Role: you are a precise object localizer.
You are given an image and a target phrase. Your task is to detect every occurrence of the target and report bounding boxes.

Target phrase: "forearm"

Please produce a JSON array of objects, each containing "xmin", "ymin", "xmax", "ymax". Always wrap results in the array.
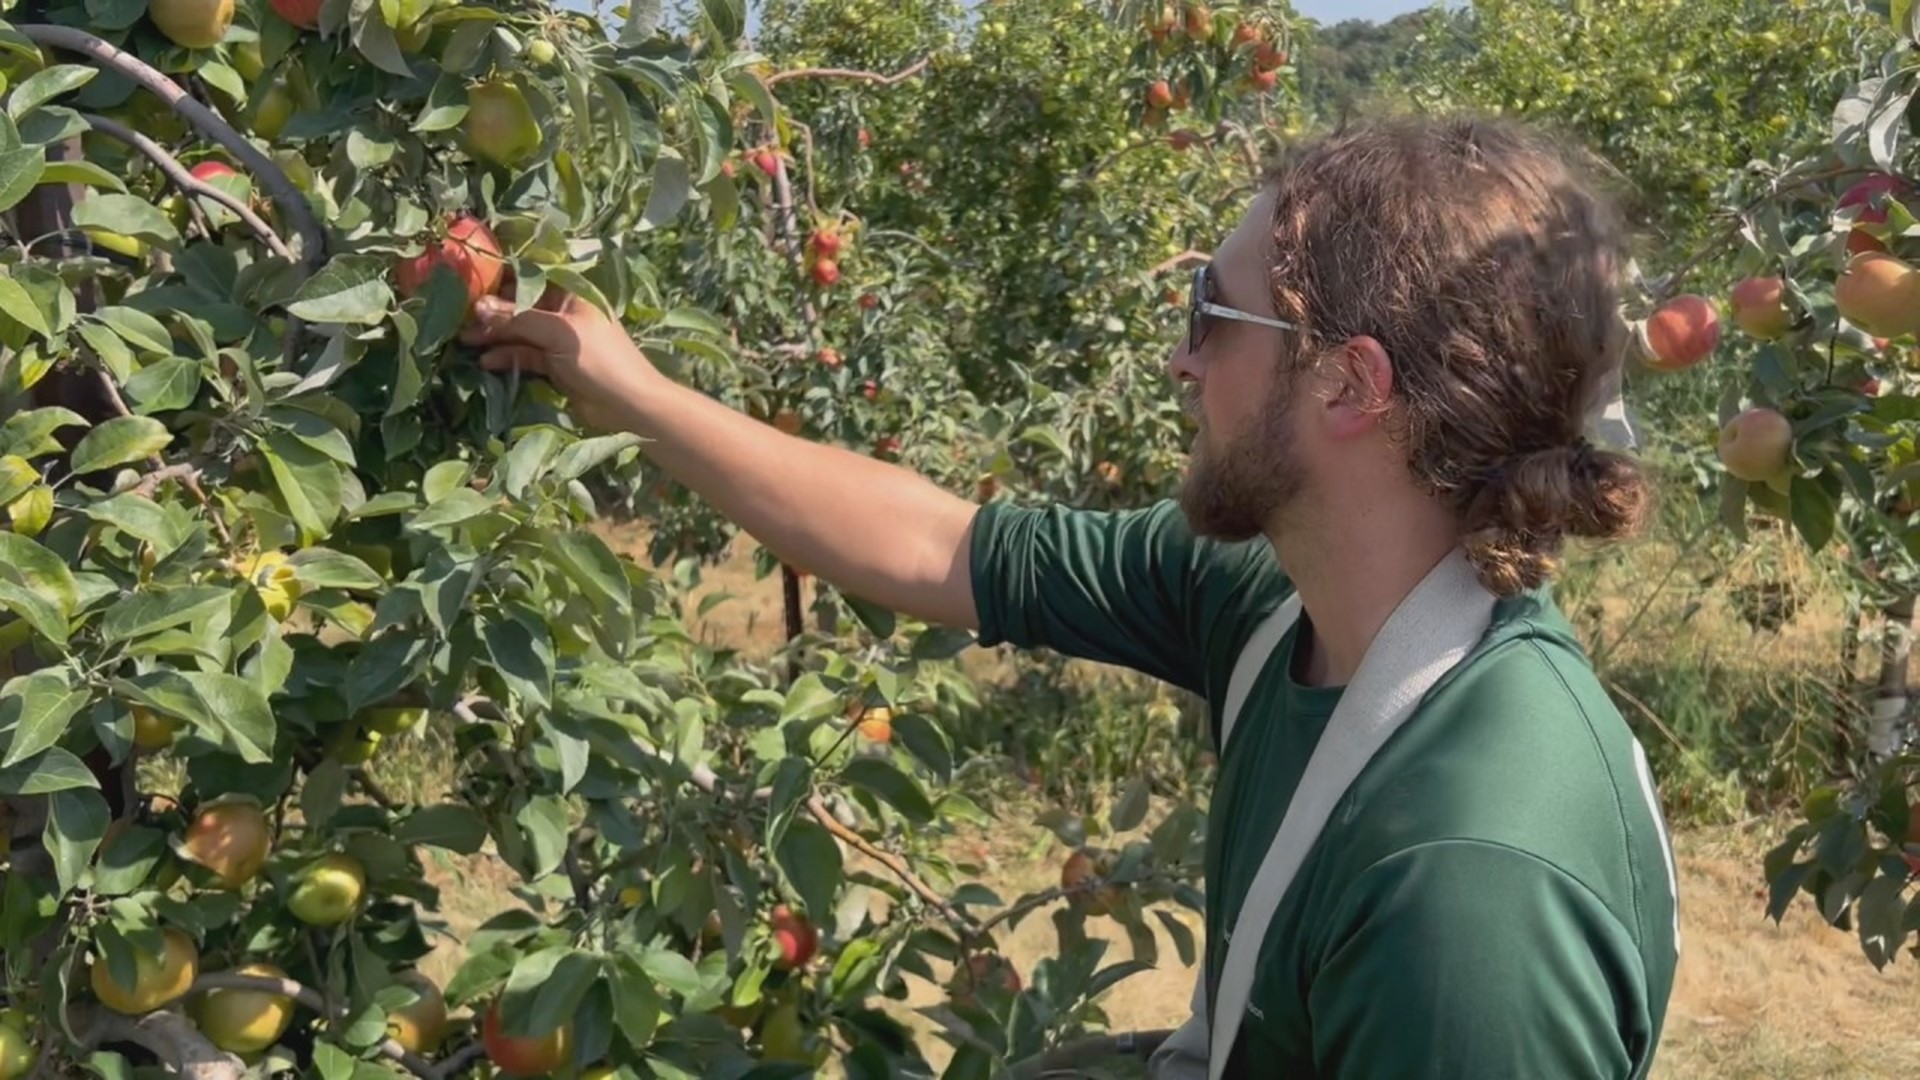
[{"xmin": 607, "ymin": 374, "xmax": 982, "ymax": 631}]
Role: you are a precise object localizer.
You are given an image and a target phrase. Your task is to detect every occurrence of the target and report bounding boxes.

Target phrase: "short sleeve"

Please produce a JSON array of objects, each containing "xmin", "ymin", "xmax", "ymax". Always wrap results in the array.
[{"xmin": 967, "ymin": 499, "xmax": 1281, "ymax": 696}]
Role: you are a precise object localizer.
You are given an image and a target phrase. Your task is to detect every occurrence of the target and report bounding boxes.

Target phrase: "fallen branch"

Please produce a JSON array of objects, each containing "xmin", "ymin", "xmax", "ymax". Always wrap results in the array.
[
  {"xmin": 81, "ymin": 112, "xmax": 294, "ymax": 262},
  {"xmin": 765, "ymin": 56, "xmax": 930, "ymax": 88},
  {"xmin": 16, "ymin": 24, "xmax": 326, "ymax": 272},
  {"xmin": 189, "ymin": 971, "xmax": 437, "ymax": 1078}
]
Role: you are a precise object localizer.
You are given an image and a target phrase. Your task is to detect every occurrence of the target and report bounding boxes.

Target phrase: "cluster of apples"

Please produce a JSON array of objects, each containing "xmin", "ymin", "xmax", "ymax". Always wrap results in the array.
[
  {"xmin": 1630, "ymin": 173, "xmax": 1920, "ymax": 497},
  {"xmin": 805, "ymin": 222, "xmax": 849, "ymax": 289}
]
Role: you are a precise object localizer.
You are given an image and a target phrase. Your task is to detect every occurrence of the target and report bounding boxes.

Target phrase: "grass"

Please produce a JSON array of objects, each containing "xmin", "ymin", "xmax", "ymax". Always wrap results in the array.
[{"xmin": 348, "ymin": 509, "xmax": 1920, "ymax": 1076}]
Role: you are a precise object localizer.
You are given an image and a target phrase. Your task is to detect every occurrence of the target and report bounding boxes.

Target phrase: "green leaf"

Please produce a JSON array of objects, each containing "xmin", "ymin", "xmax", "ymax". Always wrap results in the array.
[
  {"xmin": 288, "ymin": 548, "xmax": 385, "ymax": 591},
  {"xmin": 1856, "ymin": 870, "xmax": 1907, "ymax": 969},
  {"xmin": 94, "ymin": 307, "xmax": 171, "ymax": 355},
  {"xmin": 610, "ymin": 957, "xmax": 662, "ymax": 1050},
  {"xmin": 0, "ymin": 274, "xmax": 50, "ymax": 339},
  {"xmin": 11, "ymin": 65, "xmax": 98, "ymax": 120},
  {"xmin": 516, "ymin": 794, "xmax": 569, "ymax": 878},
  {"xmin": 499, "ymin": 426, "xmax": 564, "ymax": 499},
  {"xmin": 102, "ymin": 586, "xmax": 231, "ymax": 645},
  {"xmin": 93, "ymin": 823, "xmax": 167, "ymax": 896},
  {"xmin": 0, "ymin": 113, "xmax": 43, "ymax": 211},
  {"xmin": 894, "ymin": 713, "xmax": 952, "ymax": 785},
  {"xmin": 0, "ymin": 671, "xmax": 88, "ymax": 769},
  {"xmin": 45, "ymin": 788, "xmax": 109, "ymax": 896},
  {"xmin": 121, "ymin": 358, "xmax": 201, "ymax": 414},
  {"xmin": 263, "ymin": 431, "xmax": 343, "ymax": 544},
  {"xmin": 1789, "ymin": 473, "xmax": 1837, "ymax": 555},
  {"xmin": 702, "ymin": 0, "xmax": 745, "ymax": 39},
  {"xmin": 912, "ymin": 627, "xmax": 976, "ymax": 661},
  {"xmin": 394, "ymin": 804, "xmax": 487, "ymax": 854},
  {"xmin": 641, "ymin": 152, "xmax": 692, "ymax": 229},
  {"xmin": 72, "ymin": 194, "xmax": 179, "ymax": 246},
  {"xmin": 549, "ymin": 433, "xmax": 643, "ymax": 482},
  {"xmin": 345, "ymin": 631, "xmax": 430, "ymax": 713},
  {"xmin": 774, "ymin": 817, "xmax": 841, "ymax": 922},
  {"xmin": 840, "ymin": 758, "xmax": 935, "ymax": 824},
  {"xmin": 180, "ymin": 673, "xmax": 276, "ymax": 764},
  {"xmin": 843, "ymin": 594, "xmax": 896, "ymax": 639},
  {"xmin": 300, "ymin": 758, "xmax": 347, "ymax": 830},
  {"xmin": 0, "ymin": 579, "xmax": 67, "ymax": 647},
  {"xmin": 1110, "ymin": 774, "xmax": 1152, "ymax": 833},
  {"xmin": 0, "ymin": 454, "xmax": 36, "ymax": 506},
  {"xmin": 408, "ymin": 488, "xmax": 493, "ymax": 532},
  {"xmin": 0, "ymin": 746, "xmax": 96, "ymax": 794},
  {"xmin": 85, "ymin": 493, "xmax": 191, "ymax": 552},
  {"xmin": 780, "ymin": 674, "xmax": 839, "ymax": 725},
  {"xmin": 285, "ymin": 255, "xmax": 395, "ymax": 325},
  {"xmin": 0, "ymin": 531, "xmax": 77, "ymax": 613},
  {"xmin": 1, "ymin": 406, "xmax": 84, "ymax": 458},
  {"xmin": 483, "ymin": 605, "xmax": 553, "ymax": 709},
  {"xmin": 39, "ymin": 158, "xmax": 126, "ymax": 193},
  {"xmin": 70, "ymin": 416, "xmax": 170, "ymax": 474},
  {"xmin": 504, "ymin": 949, "xmax": 600, "ymax": 1040},
  {"xmin": 636, "ymin": 947, "xmax": 704, "ymax": 997}
]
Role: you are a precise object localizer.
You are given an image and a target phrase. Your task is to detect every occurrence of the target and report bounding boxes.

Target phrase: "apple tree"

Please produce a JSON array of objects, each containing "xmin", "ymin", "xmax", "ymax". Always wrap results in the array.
[
  {"xmin": 1588, "ymin": 0, "xmax": 1920, "ymax": 969},
  {"xmin": 0, "ymin": 1, "xmax": 1218, "ymax": 1079}
]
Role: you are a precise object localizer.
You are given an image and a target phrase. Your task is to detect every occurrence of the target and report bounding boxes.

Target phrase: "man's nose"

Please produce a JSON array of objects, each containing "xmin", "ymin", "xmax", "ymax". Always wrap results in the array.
[{"xmin": 1168, "ymin": 335, "xmax": 1201, "ymax": 385}]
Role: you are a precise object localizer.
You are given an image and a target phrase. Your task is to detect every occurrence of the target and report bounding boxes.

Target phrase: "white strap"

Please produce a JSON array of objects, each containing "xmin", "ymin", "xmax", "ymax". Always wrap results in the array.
[
  {"xmin": 1146, "ymin": 594, "xmax": 1306, "ymax": 1080},
  {"xmin": 1220, "ymin": 592, "xmax": 1303, "ymax": 753},
  {"xmin": 1206, "ymin": 549, "xmax": 1495, "ymax": 1078}
]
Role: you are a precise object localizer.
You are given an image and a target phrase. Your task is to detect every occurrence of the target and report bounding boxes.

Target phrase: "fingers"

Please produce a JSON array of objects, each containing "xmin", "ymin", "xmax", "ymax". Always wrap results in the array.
[
  {"xmin": 460, "ymin": 293, "xmax": 585, "ymax": 352},
  {"xmin": 478, "ymin": 345, "xmax": 552, "ymax": 377}
]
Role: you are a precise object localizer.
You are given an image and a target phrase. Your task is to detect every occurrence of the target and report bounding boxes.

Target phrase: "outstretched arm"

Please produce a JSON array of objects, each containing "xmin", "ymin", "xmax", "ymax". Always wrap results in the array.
[{"xmin": 462, "ymin": 291, "xmax": 982, "ymax": 630}]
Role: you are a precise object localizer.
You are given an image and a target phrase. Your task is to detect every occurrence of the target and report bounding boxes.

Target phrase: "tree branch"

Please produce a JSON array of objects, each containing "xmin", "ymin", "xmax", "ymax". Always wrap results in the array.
[
  {"xmin": 16, "ymin": 24, "xmax": 326, "ymax": 272},
  {"xmin": 93, "ymin": 371, "xmax": 231, "ymax": 547},
  {"xmin": 765, "ymin": 56, "xmax": 930, "ymax": 88},
  {"xmin": 805, "ymin": 793, "xmax": 973, "ymax": 930},
  {"xmin": 77, "ymin": 1004, "xmax": 242, "ymax": 1080},
  {"xmin": 80, "ymin": 112, "xmax": 294, "ymax": 261},
  {"xmin": 1149, "ymin": 248, "xmax": 1211, "ymax": 275},
  {"xmin": 188, "ymin": 972, "xmax": 437, "ymax": 1078}
]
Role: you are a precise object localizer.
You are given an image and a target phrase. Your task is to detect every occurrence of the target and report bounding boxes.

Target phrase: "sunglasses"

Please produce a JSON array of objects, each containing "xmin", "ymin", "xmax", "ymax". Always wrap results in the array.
[{"xmin": 1185, "ymin": 263, "xmax": 1309, "ymax": 350}]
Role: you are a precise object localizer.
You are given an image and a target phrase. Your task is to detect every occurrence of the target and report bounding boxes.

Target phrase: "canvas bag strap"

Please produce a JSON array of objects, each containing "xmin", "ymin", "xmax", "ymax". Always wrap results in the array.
[
  {"xmin": 1145, "ymin": 592, "xmax": 1305, "ymax": 1080},
  {"xmin": 1205, "ymin": 549, "xmax": 1497, "ymax": 1080}
]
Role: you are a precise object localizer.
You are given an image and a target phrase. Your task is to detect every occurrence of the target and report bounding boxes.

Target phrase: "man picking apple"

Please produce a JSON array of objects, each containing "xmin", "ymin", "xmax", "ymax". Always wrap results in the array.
[{"xmin": 461, "ymin": 117, "xmax": 1679, "ymax": 1079}]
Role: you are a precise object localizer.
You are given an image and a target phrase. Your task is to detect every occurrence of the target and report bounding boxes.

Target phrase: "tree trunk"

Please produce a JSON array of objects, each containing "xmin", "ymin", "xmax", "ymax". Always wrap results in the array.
[{"xmin": 1867, "ymin": 593, "xmax": 1917, "ymax": 759}]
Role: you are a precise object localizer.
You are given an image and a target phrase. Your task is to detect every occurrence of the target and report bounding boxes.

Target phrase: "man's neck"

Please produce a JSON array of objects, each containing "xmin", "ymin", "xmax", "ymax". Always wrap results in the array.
[{"xmin": 1268, "ymin": 501, "xmax": 1461, "ymax": 688}]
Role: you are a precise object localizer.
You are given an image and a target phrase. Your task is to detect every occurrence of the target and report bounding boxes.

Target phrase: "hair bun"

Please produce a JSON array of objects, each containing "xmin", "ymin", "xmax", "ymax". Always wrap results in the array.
[{"xmin": 1461, "ymin": 440, "xmax": 1650, "ymax": 595}]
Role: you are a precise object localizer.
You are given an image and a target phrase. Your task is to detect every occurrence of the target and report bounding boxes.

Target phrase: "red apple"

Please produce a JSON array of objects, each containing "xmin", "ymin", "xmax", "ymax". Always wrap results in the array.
[
  {"xmin": 1642, "ymin": 294, "xmax": 1721, "ymax": 370},
  {"xmin": 770, "ymin": 905, "xmax": 816, "ymax": 970},
  {"xmin": 393, "ymin": 213, "xmax": 506, "ymax": 312},
  {"xmin": 811, "ymin": 259, "xmax": 840, "ymax": 287},
  {"xmin": 1146, "ymin": 80, "xmax": 1174, "ymax": 109},
  {"xmin": 189, "ymin": 160, "xmax": 238, "ymax": 183},
  {"xmin": 1837, "ymin": 173, "xmax": 1910, "ymax": 255}
]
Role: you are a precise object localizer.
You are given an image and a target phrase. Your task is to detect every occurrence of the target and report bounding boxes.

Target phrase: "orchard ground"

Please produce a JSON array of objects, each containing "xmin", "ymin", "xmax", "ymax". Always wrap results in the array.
[{"xmin": 167, "ymin": 514, "xmax": 1904, "ymax": 1080}]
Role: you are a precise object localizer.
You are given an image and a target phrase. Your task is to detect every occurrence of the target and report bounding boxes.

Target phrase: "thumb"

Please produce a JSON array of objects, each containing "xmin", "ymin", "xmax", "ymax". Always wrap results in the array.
[{"xmin": 461, "ymin": 294, "xmax": 579, "ymax": 353}]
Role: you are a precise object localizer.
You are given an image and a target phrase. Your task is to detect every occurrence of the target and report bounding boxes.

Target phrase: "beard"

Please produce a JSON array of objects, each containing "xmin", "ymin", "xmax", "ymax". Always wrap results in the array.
[{"xmin": 1176, "ymin": 379, "xmax": 1305, "ymax": 542}]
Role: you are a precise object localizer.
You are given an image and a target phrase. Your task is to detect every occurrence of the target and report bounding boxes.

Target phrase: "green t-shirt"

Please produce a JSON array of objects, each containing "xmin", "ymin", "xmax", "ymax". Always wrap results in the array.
[{"xmin": 968, "ymin": 499, "xmax": 1679, "ymax": 1079}]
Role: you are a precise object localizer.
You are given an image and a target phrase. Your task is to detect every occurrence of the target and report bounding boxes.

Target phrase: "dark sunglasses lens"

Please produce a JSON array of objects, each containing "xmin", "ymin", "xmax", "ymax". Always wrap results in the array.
[{"xmin": 1188, "ymin": 268, "xmax": 1207, "ymax": 348}]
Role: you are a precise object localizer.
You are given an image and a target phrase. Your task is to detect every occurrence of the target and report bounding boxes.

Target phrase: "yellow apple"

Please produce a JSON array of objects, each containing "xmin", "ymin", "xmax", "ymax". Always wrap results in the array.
[{"xmin": 287, "ymin": 852, "xmax": 366, "ymax": 926}]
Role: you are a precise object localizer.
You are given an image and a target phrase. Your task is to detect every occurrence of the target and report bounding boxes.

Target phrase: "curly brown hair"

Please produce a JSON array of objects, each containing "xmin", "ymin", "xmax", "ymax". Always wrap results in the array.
[{"xmin": 1261, "ymin": 116, "xmax": 1652, "ymax": 596}]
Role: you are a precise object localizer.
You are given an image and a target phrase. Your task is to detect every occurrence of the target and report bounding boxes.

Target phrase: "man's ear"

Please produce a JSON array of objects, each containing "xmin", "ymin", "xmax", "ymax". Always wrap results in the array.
[{"xmin": 1322, "ymin": 335, "xmax": 1394, "ymax": 437}]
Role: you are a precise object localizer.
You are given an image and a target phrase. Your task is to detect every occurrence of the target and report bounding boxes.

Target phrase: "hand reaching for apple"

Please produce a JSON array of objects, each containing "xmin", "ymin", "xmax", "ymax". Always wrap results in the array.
[{"xmin": 460, "ymin": 289, "xmax": 662, "ymax": 434}]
